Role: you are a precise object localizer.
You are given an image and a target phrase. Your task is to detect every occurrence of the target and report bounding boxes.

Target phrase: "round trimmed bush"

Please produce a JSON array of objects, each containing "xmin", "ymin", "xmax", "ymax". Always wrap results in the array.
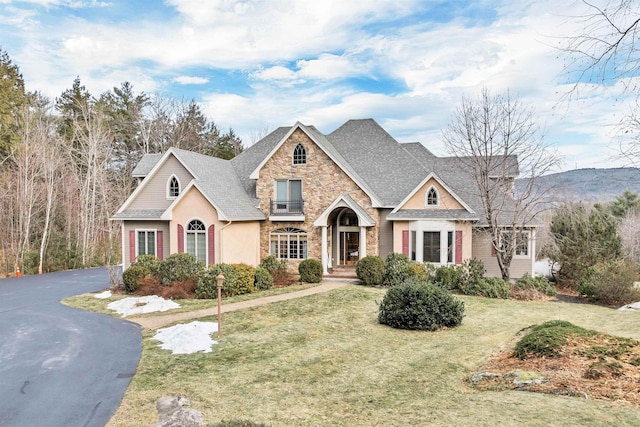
[
  {"xmin": 378, "ymin": 280, "xmax": 465, "ymax": 331},
  {"xmin": 356, "ymin": 255, "xmax": 384, "ymax": 286},
  {"xmin": 231, "ymin": 263, "xmax": 256, "ymax": 295},
  {"xmin": 134, "ymin": 254, "xmax": 160, "ymax": 277},
  {"xmin": 122, "ymin": 265, "xmax": 150, "ymax": 293},
  {"xmin": 383, "ymin": 252, "xmax": 413, "ymax": 287},
  {"xmin": 254, "ymin": 266, "xmax": 273, "ymax": 290},
  {"xmin": 299, "ymin": 258, "xmax": 323, "ymax": 283},
  {"xmin": 197, "ymin": 263, "xmax": 242, "ymax": 298},
  {"xmin": 157, "ymin": 253, "xmax": 204, "ymax": 286},
  {"xmin": 260, "ymin": 255, "xmax": 286, "ymax": 273}
]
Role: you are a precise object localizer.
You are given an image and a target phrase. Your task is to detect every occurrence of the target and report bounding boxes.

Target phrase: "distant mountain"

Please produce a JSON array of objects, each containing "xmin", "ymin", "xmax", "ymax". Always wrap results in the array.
[{"xmin": 516, "ymin": 167, "xmax": 640, "ymax": 202}]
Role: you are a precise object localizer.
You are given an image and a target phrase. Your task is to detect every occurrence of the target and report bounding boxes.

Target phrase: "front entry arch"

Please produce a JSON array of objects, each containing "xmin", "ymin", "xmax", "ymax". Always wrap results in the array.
[{"xmin": 314, "ymin": 194, "xmax": 376, "ymax": 274}]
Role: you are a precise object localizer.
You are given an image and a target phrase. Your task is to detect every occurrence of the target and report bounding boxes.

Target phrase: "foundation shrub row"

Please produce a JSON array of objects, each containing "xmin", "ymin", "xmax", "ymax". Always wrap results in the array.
[{"xmin": 122, "ymin": 253, "xmax": 302, "ymax": 299}]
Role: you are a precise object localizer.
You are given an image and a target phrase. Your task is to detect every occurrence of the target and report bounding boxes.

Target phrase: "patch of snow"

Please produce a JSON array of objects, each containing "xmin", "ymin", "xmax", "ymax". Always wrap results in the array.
[
  {"xmin": 618, "ymin": 301, "xmax": 640, "ymax": 311},
  {"xmin": 153, "ymin": 321, "xmax": 218, "ymax": 354},
  {"xmin": 94, "ymin": 290, "xmax": 112, "ymax": 299},
  {"xmin": 107, "ymin": 296, "xmax": 180, "ymax": 317}
]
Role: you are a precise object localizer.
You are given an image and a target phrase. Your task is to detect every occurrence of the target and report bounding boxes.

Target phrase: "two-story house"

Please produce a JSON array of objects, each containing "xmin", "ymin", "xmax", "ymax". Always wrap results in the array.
[{"xmin": 112, "ymin": 119, "xmax": 537, "ymax": 279}]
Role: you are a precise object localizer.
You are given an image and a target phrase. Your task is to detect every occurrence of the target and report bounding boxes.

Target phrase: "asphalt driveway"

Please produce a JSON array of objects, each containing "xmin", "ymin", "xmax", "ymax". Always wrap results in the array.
[{"xmin": 0, "ymin": 268, "xmax": 141, "ymax": 427}]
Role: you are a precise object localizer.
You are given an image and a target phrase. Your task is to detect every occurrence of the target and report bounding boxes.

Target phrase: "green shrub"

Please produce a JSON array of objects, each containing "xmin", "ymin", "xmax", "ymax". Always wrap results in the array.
[
  {"xmin": 196, "ymin": 264, "xmax": 238, "ymax": 299},
  {"xmin": 260, "ymin": 255, "xmax": 287, "ymax": 274},
  {"xmin": 134, "ymin": 254, "xmax": 160, "ymax": 277},
  {"xmin": 458, "ymin": 276, "xmax": 511, "ymax": 299},
  {"xmin": 299, "ymin": 258, "xmax": 323, "ymax": 283},
  {"xmin": 433, "ymin": 264, "xmax": 464, "ymax": 291},
  {"xmin": 356, "ymin": 255, "xmax": 385, "ymax": 286},
  {"xmin": 383, "ymin": 252, "xmax": 413, "ymax": 287},
  {"xmin": 578, "ymin": 259, "xmax": 640, "ymax": 305},
  {"xmin": 232, "ymin": 263, "xmax": 257, "ymax": 294},
  {"xmin": 122, "ymin": 265, "xmax": 150, "ymax": 293},
  {"xmin": 409, "ymin": 262, "xmax": 430, "ymax": 282},
  {"xmin": 515, "ymin": 321, "xmax": 594, "ymax": 359},
  {"xmin": 514, "ymin": 273, "xmax": 557, "ymax": 296},
  {"xmin": 254, "ymin": 266, "xmax": 273, "ymax": 291},
  {"xmin": 378, "ymin": 279, "xmax": 465, "ymax": 331},
  {"xmin": 461, "ymin": 258, "xmax": 485, "ymax": 285},
  {"xmin": 157, "ymin": 253, "xmax": 204, "ymax": 286}
]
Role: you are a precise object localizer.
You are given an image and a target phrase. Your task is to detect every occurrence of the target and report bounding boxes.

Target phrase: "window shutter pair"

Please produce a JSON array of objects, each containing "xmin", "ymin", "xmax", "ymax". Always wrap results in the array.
[
  {"xmin": 129, "ymin": 230, "xmax": 164, "ymax": 263},
  {"xmin": 176, "ymin": 223, "xmax": 215, "ymax": 264}
]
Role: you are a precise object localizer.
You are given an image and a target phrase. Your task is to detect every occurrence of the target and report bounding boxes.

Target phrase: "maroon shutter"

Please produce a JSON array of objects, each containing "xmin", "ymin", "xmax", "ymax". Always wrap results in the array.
[
  {"xmin": 157, "ymin": 230, "xmax": 163, "ymax": 260},
  {"xmin": 491, "ymin": 241, "xmax": 496, "ymax": 257},
  {"xmin": 402, "ymin": 230, "xmax": 409, "ymax": 256},
  {"xmin": 455, "ymin": 231, "xmax": 463, "ymax": 264},
  {"xmin": 129, "ymin": 230, "xmax": 136, "ymax": 263},
  {"xmin": 208, "ymin": 225, "xmax": 215, "ymax": 265},
  {"xmin": 177, "ymin": 224, "xmax": 184, "ymax": 253}
]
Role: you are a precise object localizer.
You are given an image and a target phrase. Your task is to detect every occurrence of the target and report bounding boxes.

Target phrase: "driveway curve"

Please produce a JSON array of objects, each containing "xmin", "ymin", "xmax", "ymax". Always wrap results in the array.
[{"xmin": 0, "ymin": 268, "xmax": 141, "ymax": 427}]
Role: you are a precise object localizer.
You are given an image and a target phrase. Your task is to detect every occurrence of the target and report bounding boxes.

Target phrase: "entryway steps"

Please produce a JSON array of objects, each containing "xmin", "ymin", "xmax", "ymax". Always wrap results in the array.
[{"xmin": 325, "ymin": 267, "xmax": 358, "ymax": 281}]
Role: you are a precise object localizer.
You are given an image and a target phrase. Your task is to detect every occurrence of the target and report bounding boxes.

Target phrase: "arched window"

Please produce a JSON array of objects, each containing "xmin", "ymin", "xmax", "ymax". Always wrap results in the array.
[
  {"xmin": 168, "ymin": 176, "xmax": 180, "ymax": 198},
  {"xmin": 426, "ymin": 186, "xmax": 439, "ymax": 206},
  {"xmin": 186, "ymin": 219, "xmax": 206, "ymax": 263},
  {"xmin": 293, "ymin": 143, "xmax": 306, "ymax": 165},
  {"xmin": 269, "ymin": 227, "xmax": 307, "ymax": 259}
]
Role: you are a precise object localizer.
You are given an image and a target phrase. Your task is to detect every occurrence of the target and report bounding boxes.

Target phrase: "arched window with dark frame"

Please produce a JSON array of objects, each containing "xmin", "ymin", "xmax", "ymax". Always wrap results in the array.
[
  {"xmin": 293, "ymin": 143, "xmax": 306, "ymax": 165},
  {"xmin": 426, "ymin": 186, "xmax": 438, "ymax": 206},
  {"xmin": 168, "ymin": 176, "xmax": 180, "ymax": 198}
]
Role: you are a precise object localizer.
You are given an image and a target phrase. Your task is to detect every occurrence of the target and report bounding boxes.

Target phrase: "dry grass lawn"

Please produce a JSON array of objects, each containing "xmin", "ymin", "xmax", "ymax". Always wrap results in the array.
[{"xmin": 82, "ymin": 285, "xmax": 640, "ymax": 426}]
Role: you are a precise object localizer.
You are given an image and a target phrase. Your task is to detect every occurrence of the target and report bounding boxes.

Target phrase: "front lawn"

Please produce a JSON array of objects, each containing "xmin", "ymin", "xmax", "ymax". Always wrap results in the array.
[{"xmin": 102, "ymin": 285, "xmax": 640, "ymax": 426}]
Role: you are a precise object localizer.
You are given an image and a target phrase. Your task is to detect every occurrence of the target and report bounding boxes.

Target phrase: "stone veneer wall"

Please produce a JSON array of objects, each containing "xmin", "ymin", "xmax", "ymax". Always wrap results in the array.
[{"xmin": 255, "ymin": 128, "xmax": 380, "ymax": 268}]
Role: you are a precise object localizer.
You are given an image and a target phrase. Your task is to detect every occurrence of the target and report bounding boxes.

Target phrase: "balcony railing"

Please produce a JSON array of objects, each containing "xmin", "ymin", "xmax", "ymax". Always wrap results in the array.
[{"xmin": 270, "ymin": 199, "xmax": 304, "ymax": 216}]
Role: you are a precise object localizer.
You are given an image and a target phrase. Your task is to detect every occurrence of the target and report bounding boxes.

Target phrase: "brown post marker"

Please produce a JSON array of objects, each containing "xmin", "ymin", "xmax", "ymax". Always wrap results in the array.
[{"xmin": 217, "ymin": 273, "xmax": 224, "ymax": 338}]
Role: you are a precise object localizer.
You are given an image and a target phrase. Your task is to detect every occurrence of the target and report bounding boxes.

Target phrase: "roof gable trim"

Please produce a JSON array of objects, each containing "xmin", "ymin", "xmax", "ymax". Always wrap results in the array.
[{"xmin": 391, "ymin": 172, "xmax": 475, "ymax": 214}]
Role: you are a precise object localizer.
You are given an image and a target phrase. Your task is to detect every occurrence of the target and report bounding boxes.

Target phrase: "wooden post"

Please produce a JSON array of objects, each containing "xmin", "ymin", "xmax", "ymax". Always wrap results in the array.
[{"xmin": 217, "ymin": 274, "xmax": 224, "ymax": 338}]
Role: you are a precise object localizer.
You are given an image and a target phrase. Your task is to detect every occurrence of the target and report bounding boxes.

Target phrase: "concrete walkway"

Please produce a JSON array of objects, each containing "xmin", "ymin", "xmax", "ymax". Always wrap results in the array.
[{"xmin": 129, "ymin": 281, "xmax": 352, "ymax": 329}]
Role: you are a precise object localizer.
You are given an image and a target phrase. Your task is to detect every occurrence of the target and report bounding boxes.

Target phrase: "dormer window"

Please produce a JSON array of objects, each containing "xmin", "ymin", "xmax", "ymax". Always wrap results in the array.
[
  {"xmin": 168, "ymin": 176, "xmax": 180, "ymax": 198},
  {"xmin": 293, "ymin": 143, "xmax": 306, "ymax": 165},
  {"xmin": 426, "ymin": 186, "xmax": 438, "ymax": 206}
]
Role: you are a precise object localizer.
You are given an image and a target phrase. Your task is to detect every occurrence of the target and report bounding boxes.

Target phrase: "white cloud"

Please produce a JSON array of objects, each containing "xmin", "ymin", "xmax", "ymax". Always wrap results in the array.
[{"xmin": 173, "ymin": 75, "xmax": 210, "ymax": 85}]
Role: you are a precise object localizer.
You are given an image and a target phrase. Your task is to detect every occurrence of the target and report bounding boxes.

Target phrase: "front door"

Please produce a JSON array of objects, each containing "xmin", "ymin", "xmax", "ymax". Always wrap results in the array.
[{"xmin": 340, "ymin": 231, "xmax": 360, "ymax": 265}]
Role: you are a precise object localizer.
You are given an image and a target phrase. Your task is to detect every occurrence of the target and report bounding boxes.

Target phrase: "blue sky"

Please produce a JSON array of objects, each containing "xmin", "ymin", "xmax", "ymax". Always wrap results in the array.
[{"xmin": 0, "ymin": 0, "xmax": 634, "ymax": 171}]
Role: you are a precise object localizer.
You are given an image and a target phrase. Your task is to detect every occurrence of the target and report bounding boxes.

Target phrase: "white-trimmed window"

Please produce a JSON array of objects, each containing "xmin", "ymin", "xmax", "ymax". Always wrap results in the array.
[
  {"xmin": 186, "ymin": 219, "xmax": 206, "ymax": 263},
  {"xmin": 408, "ymin": 220, "xmax": 456, "ymax": 265},
  {"xmin": 137, "ymin": 230, "xmax": 156, "ymax": 257},
  {"xmin": 514, "ymin": 232, "xmax": 529, "ymax": 257},
  {"xmin": 293, "ymin": 143, "xmax": 306, "ymax": 165},
  {"xmin": 168, "ymin": 175, "xmax": 180, "ymax": 198},
  {"xmin": 270, "ymin": 227, "xmax": 308, "ymax": 259},
  {"xmin": 426, "ymin": 186, "xmax": 439, "ymax": 206},
  {"xmin": 500, "ymin": 231, "xmax": 530, "ymax": 258}
]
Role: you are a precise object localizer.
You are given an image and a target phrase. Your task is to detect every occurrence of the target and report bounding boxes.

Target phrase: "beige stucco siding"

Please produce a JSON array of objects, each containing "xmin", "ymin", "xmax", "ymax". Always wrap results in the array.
[
  {"xmin": 401, "ymin": 178, "xmax": 464, "ymax": 210},
  {"xmin": 255, "ymin": 128, "xmax": 380, "ymax": 265},
  {"xmin": 456, "ymin": 221, "xmax": 473, "ymax": 261},
  {"xmin": 122, "ymin": 221, "xmax": 170, "ymax": 269},
  {"xmin": 167, "ymin": 186, "xmax": 261, "ymax": 266},
  {"xmin": 392, "ymin": 221, "xmax": 409, "ymax": 253},
  {"xmin": 472, "ymin": 230, "xmax": 534, "ymax": 279},
  {"xmin": 129, "ymin": 155, "xmax": 194, "ymax": 210},
  {"xmin": 220, "ymin": 222, "xmax": 261, "ymax": 266}
]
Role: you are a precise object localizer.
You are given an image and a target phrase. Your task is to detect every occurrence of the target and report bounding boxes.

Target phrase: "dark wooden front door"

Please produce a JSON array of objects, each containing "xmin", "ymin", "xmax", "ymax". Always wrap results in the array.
[{"xmin": 340, "ymin": 232, "xmax": 359, "ymax": 265}]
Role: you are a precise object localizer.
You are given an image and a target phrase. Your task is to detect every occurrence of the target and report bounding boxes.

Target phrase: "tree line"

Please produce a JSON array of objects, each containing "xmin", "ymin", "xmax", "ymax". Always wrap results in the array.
[{"xmin": 0, "ymin": 49, "xmax": 245, "ymax": 277}]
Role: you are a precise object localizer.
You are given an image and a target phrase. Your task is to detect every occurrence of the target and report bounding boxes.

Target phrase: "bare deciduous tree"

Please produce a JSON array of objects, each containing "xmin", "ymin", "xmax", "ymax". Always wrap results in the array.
[{"xmin": 443, "ymin": 88, "xmax": 560, "ymax": 280}]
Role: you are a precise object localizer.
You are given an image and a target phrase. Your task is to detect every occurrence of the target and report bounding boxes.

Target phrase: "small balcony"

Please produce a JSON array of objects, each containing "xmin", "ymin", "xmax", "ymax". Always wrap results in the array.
[{"xmin": 269, "ymin": 199, "xmax": 305, "ymax": 221}]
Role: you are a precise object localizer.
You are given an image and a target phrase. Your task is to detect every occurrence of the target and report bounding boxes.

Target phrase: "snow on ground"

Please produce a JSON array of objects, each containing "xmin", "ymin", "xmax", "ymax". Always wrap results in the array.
[
  {"xmin": 94, "ymin": 290, "xmax": 112, "ymax": 299},
  {"xmin": 618, "ymin": 302, "xmax": 640, "ymax": 311},
  {"xmin": 107, "ymin": 295, "xmax": 180, "ymax": 317},
  {"xmin": 153, "ymin": 321, "xmax": 218, "ymax": 354}
]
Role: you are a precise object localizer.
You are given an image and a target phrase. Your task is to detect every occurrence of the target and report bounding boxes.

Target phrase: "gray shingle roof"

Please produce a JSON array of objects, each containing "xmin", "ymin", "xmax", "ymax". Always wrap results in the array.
[
  {"xmin": 132, "ymin": 153, "xmax": 163, "ymax": 177},
  {"xmin": 171, "ymin": 148, "xmax": 265, "ymax": 221},
  {"xmin": 387, "ymin": 209, "xmax": 478, "ymax": 221},
  {"xmin": 111, "ymin": 209, "xmax": 165, "ymax": 220}
]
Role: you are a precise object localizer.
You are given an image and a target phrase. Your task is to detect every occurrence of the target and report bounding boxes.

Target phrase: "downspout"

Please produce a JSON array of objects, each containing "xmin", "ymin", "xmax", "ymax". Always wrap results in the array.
[{"xmin": 219, "ymin": 221, "xmax": 233, "ymax": 264}]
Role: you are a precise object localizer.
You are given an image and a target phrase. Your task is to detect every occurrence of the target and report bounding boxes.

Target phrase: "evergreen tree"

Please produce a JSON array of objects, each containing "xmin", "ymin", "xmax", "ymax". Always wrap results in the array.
[{"xmin": 0, "ymin": 49, "xmax": 28, "ymax": 158}]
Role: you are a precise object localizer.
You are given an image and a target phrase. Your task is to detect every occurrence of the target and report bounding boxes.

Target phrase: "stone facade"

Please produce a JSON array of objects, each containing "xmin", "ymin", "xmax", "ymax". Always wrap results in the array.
[{"xmin": 255, "ymin": 129, "xmax": 380, "ymax": 268}]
